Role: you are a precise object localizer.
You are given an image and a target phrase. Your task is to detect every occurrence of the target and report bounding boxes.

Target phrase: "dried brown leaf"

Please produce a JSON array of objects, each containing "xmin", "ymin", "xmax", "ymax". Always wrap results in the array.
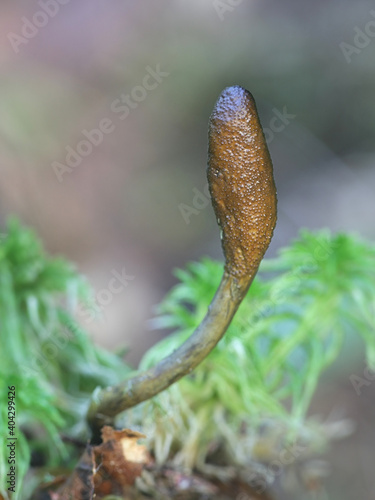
[{"xmin": 93, "ymin": 426, "xmax": 150, "ymax": 497}]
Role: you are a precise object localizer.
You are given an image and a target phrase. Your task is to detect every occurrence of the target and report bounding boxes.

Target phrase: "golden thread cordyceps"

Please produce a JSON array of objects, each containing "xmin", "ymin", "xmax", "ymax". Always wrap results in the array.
[
  {"xmin": 208, "ymin": 85, "xmax": 277, "ymax": 284},
  {"xmin": 87, "ymin": 85, "xmax": 277, "ymax": 441}
]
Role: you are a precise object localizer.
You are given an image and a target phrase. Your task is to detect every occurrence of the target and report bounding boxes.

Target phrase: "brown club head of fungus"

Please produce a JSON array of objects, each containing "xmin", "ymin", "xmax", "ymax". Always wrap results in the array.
[{"xmin": 208, "ymin": 85, "xmax": 277, "ymax": 286}]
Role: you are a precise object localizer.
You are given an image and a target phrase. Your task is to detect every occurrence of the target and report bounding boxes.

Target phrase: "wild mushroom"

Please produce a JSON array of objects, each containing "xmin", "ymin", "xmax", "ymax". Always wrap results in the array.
[{"xmin": 87, "ymin": 85, "xmax": 277, "ymax": 440}]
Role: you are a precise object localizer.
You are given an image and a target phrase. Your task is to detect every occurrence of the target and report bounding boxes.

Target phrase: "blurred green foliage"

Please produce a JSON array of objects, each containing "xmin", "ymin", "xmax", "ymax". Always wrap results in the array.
[
  {"xmin": 0, "ymin": 219, "xmax": 131, "ymax": 499},
  {"xmin": 1, "ymin": 221, "xmax": 375, "ymax": 497},
  {"xmin": 126, "ymin": 230, "xmax": 375, "ymax": 471}
]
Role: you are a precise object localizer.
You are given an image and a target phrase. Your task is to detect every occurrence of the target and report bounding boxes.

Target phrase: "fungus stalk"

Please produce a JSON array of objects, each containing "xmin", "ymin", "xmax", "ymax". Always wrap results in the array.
[{"xmin": 87, "ymin": 85, "xmax": 277, "ymax": 439}]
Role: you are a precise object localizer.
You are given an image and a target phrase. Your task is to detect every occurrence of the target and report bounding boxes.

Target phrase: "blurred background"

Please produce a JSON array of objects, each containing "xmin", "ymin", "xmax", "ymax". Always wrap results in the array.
[{"xmin": 0, "ymin": 1, "xmax": 374, "ymax": 498}]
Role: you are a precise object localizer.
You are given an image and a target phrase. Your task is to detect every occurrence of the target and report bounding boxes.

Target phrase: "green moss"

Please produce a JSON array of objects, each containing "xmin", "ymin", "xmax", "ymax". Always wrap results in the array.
[
  {"xmin": 0, "ymin": 219, "xmax": 131, "ymax": 499},
  {"xmin": 1, "ymin": 220, "xmax": 375, "ymax": 496},
  {"xmin": 124, "ymin": 230, "xmax": 375, "ymax": 470}
]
